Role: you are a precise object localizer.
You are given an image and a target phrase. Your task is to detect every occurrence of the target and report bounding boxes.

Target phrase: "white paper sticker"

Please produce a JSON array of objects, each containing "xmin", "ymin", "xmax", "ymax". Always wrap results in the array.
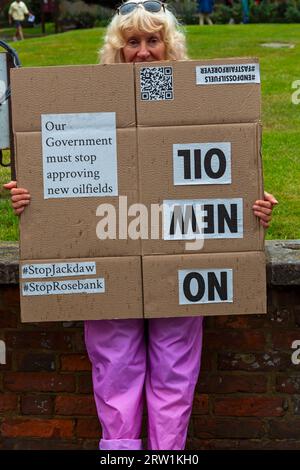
[
  {"xmin": 22, "ymin": 277, "xmax": 105, "ymax": 296},
  {"xmin": 173, "ymin": 142, "xmax": 231, "ymax": 185},
  {"xmin": 42, "ymin": 113, "xmax": 118, "ymax": 199},
  {"xmin": 0, "ymin": 54, "xmax": 10, "ymax": 150},
  {"xmin": 21, "ymin": 261, "xmax": 97, "ymax": 279},
  {"xmin": 163, "ymin": 198, "xmax": 243, "ymax": 240},
  {"xmin": 196, "ymin": 63, "xmax": 260, "ymax": 85},
  {"xmin": 178, "ymin": 269, "xmax": 233, "ymax": 304}
]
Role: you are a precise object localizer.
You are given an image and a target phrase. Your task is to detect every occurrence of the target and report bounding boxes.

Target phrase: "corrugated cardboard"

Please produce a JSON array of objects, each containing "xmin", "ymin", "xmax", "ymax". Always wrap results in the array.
[
  {"xmin": 135, "ymin": 58, "xmax": 261, "ymax": 127},
  {"xmin": 15, "ymin": 129, "xmax": 141, "ymax": 259},
  {"xmin": 138, "ymin": 122, "xmax": 264, "ymax": 254},
  {"xmin": 10, "ymin": 58, "xmax": 266, "ymax": 321},
  {"xmin": 20, "ymin": 256, "xmax": 143, "ymax": 322},
  {"xmin": 142, "ymin": 251, "xmax": 266, "ymax": 318},
  {"xmin": 10, "ymin": 64, "xmax": 136, "ymax": 132}
]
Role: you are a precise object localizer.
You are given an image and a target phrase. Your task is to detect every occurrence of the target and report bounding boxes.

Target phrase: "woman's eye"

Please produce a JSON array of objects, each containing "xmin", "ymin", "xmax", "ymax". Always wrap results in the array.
[{"xmin": 128, "ymin": 39, "xmax": 138, "ymax": 46}]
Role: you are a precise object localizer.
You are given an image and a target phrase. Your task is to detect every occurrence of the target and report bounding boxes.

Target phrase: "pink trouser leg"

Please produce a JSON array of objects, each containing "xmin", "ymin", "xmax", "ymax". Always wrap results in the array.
[
  {"xmin": 146, "ymin": 316, "xmax": 204, "ymax": 450},
  {"xmin": 84, "ymin": 316, "xmax": 203, "ymax": 451},
  {"xmin": 84, "ymin": 319, "xmax": 146, "ymax": 450}
]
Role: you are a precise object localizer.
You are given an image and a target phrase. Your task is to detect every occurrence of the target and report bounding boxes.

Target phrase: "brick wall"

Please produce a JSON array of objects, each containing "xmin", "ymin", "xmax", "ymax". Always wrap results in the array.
[{"xmin": 0, "ymin": 241, "xmax": 299, "ymax": 450}]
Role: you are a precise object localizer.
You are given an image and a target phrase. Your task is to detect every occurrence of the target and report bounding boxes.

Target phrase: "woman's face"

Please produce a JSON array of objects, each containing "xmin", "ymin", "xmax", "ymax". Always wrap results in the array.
[{"xmin": 122, "ymin": 30, "xmax": 166, "ymax": 63}]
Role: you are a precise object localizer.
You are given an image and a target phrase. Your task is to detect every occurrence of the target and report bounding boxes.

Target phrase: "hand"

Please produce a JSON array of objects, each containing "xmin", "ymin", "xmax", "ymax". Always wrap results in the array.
[
  {"xmin": 252, "ymin": 191, "xmax": 278, "ymax": 229},
  {"xmin": 3, "ymin": 181, "xmax": 31, "ymax": 216}
]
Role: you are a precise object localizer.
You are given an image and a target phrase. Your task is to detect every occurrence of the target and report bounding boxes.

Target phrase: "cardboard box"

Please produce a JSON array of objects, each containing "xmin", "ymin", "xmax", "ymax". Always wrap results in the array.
[
  {"xmin": 10, "ymin": 63, "xmax": 136, "ymax": 132},
  {"xmin": 138, "ymin": 122, "xmax": 264, "ymax": 254},
  {"xmin": 135, "ymin": 58, "xmax": 261, "ymax": 127},
  {"xmin": 142, "ymin": 251, "xmax": 266, "ymax": 318},
  {"xmin": 10, "ymin": 59, "xmax": 265, "ymax": 321},
  {"xmin": 15, "ymin": 128, "xmax": 141, "ymax": 259},
  {"xmin": 19, "ymin": 256, "xmax": 143, "ymax": 322}
]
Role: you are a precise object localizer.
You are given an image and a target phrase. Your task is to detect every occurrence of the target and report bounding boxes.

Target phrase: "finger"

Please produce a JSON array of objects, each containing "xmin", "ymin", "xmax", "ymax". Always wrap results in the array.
[
  {"xmin": 12, "ymin": 200, "xmax": 30, "ymax": 209},
  {"xmin": 3, "ymin": 181, "xmax": 17, "ymax": 189},
  {"xmin": 253, "ymin": 200, "xmax": 272, "ymax": 209},
  {"xmin": 11, "ymin": 188, "xmax": 30, "ymax": 196},
  {"xmin": 12, "ymin": 194, "xmax": 31, "ymax": 202},
  {"xmin": 253, "ymin": 205, "xmax": 272, "ymax": 215},
  {"xmin": 260, "ymin": 219, "xmax": 270, "ymax": 229},
  {"xmin": 264, "ymin": 191, "xmax": 278, "ymax": 205},
  {"xmin": 253, "ymin": 210, "xmax": 272, "ymax": 223},
  {"xmin": 14, "ymin": 207, "xmax": 24, "ymax": 216}
]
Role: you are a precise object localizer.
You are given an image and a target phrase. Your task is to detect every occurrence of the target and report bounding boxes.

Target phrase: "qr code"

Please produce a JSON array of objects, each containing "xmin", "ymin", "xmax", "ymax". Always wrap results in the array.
[{"xmin": 140, "ymin": 66, "xmax": 173, "ymax": 101}]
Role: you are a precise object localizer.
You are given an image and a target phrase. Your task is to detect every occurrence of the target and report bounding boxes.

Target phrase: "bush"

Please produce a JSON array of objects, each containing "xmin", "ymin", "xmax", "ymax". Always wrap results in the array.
[
  {"xmin": 168, "ymin": 0, "xmax": 199, "ymax": 25},
  {"xmin": 168, "ymin": 0, "xmax": 300, "ymax": 24},
  {"xmin": 250, "ymin": 1, "xmax": 280, "ymax": 23},
  {"xmin": 58, "ymin": 0, "xmax": 113, "ymax": 30},
  {"xmin": 285, "ymin": 1, "xmax": 300, "ymax": 21}
]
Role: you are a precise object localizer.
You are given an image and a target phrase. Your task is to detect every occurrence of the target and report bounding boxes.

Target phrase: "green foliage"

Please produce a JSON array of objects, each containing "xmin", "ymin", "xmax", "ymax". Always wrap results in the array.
[
  {"xmin": 58, "ymin": 0, "xmax": 113, "ymax": 30},
  {"xmin": 285, "ymin": 1, "xmax": 300, "ymax": 22},
  {"xmin": 168, "ymin": 0, "xmax": 198, "ymax": 25},
  {"xmin": 168, "ymin": 0, "xmax": 300, "ymax": 24}
]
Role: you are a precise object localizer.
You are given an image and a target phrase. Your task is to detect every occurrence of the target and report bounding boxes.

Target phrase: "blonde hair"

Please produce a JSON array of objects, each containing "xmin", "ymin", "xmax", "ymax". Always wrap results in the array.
[{"xmin": 100, "ymin": 1, "xmax": 188, "ymax": 64}]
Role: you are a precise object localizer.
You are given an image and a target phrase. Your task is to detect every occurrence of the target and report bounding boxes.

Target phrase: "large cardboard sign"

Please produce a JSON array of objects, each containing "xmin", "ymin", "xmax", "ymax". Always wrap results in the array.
[{"xmin": 10, "ymin": 59, "xmax": 266, "ymax": 321}]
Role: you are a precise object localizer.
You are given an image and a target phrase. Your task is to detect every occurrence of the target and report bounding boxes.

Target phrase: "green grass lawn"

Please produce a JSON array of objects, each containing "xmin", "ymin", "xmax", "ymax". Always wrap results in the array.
[{"xmin": 0, "ymin": 24, "xmax": 299, "ymax": 240}]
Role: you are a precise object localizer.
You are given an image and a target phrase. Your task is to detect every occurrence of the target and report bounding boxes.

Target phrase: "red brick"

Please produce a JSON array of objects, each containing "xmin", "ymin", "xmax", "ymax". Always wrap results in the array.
[
  {"xmin": 276, "ymin": 375, "xmax": 300, "ymax": 394},
  {"xmin": 61, "ymin": 354, "xmax": 91, "ymax": 371},
  {"xmin": 21, "ymin": 395, "xmax": 54, "ymax": 415},
  {"xmin": 0, "ymin": 350, "xmax": 12, "ymax": 371},
  {"xmin": 73, "ymin": 331, "xmax": 86, "ymax": 352},
  {"xmin": 77, "ymin": 374, "xmax": 93, "ymax": 394},
  {"xmin": 199, "ymin": 350, "xmax": 214, "ymax": 371},
  {"xmin": 295, "ymin": 307, "xmax": 300, "ymax": 328},
  {"xmin": 214, "ymin": 397, "xmax": 286, "ymax": 417},
  {"xmin": 203, "ymin": 316, "xmax": 215, "ymax": 329},
  {"xmin": 192, "ymin": 394, "xmax": 209, "ymax": 415},
  {"xmin": 203, "ymin": 330, "xmax": 265, "ymax": 352},
  {"xmin": 5, "ymin": 331, "xmax": 73, "ymax": 351},
  {"xmin": 1, "ymin": 286, "xmax": 20, "ymax": 310},
  {"xmin": 76, "ymin": 418, "xmax": 101, "ymax": 438},
  {"xmin": 218, "ymin": 351, "xmax": 291, "ymax": 371},
  {"xmin": 268, "ymin": 308, "xmax": 292, "ymax": 328},
  {"xmin": 3, "ymin": 372, "xmax": 75, "ymax": 392},
  {"xmin": 0, "ymin": 394, "xmax": 18, "ymax": 412},
  {"xmin": 269, "ymin": 418, "xmax": 300, "ymax": 439},
  {"xmin": 186, "ymin": 438, "xmax": 300, "ymax": 450},
  {"xmin": 1, "ymin": 438, "xmax": 85, "ymax": 450},
  {"xmin": 0, "ymin": 309, "xmax": 18, "ymax": 328},
  {"xmin": 16, "ymin": 352, "xmax": 56, "ymax": 371},
  {"xmin": 1, "ymin": 418, "xmax": 74, "ymax": 438},
  {"xmin": 197, "ymin": 373, "xmax": 267, "ymax": 393},
  {"xmin": 293, "ymin": 397, "xmax": 300, "ymax": 415},
  {"xmin": 272, "ymin": 331, "xmax": 300, "ymax": 350},
  {"xmin": 55, "ymin": 395, "xmax": 96, "ymax": 416},
  {"xmin": 214, "ymin": 315, "xmax": 266, "ymax": 329},
  {"xmin": 192, "ymin": 417, "xmax": 265, "ymax": 439}
]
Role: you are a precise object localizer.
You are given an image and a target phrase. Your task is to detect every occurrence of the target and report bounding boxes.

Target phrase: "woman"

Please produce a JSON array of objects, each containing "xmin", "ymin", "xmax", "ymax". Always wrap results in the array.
[{"xmin": 4, "ymin": 0, "xmax": 278, "ymax": 450}]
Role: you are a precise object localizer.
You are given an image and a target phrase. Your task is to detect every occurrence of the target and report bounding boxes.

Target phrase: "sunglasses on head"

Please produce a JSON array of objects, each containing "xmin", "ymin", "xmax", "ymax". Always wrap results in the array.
[{"xmin": 117, "ymin": 1, "xmax": 166, "ymax": 16}]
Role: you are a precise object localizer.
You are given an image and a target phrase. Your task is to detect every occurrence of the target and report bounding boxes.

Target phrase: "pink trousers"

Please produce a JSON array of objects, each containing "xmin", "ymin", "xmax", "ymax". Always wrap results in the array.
[{"xmin": 84, "ymin": 316, "xmax": 203, "ymax": 450}]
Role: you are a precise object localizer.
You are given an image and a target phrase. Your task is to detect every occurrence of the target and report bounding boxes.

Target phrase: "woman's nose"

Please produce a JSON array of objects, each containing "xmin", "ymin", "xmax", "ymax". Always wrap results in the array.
[{"xmin": 137, "ymin": 41, "xmax": 151, "ymax": 59}]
